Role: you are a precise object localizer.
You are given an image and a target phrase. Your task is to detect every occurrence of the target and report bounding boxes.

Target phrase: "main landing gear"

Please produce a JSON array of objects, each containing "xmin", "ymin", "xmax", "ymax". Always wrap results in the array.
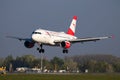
[
  {"xmin": 37, "ymin": 44, "xmax": 45, "ymax": 53},
  {"xmin": 63, "ymin": 49, "xmax": 68, "ymax": 53}
]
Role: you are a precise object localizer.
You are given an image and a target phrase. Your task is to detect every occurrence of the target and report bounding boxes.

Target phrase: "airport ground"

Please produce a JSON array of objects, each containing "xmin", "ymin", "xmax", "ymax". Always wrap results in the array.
[{"xmin": 0, "ymin": 73, "xmax": 120, "ymax": 80}]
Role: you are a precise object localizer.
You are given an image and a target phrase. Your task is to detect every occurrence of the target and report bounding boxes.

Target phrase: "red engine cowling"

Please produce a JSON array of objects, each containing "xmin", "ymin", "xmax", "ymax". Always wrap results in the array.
[
  {"xmin": 24, "ymin": 41, "xmax": 35, "ymax": 48},
  {"xmin": 61, "ymin": 41, "xmax": 71, "ymax": 49}
]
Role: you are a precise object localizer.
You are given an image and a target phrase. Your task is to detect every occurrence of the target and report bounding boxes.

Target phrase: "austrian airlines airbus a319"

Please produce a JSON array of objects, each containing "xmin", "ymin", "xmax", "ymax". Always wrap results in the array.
[{"xmin": 8, "ymin": 16, "xmax": 112, "ymax": 53}]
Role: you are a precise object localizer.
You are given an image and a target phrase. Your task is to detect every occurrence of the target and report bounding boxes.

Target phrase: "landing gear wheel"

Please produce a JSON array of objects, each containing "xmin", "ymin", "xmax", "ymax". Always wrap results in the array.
[
  {"xmin": 37, "ymin": 48, "xmax": 39, "ymax": 51},
  {"xmin": 63, "ymin": 50, "xmax": 65, "ymax": 53},
  {"xmin": 63, "ymin": 49, "xmax": 68, "ymax": 54},
  {"xmin": 39, "ymin": 49, "xmax": 45, "ymax": 53},
  {"xmin": 41, "ymin": 49, "xmax": 45, "ymax": 53},
  {"xmin": 66, "ymin": 50, "xmax": 68, "ymax": 53}
]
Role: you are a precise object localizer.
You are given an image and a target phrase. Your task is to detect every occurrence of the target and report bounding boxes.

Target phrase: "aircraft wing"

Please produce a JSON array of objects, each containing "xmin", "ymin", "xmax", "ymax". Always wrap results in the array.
[
  {"xmin": 69, "ymin": 36, "xmax": 112, "ymax": 43},
  {"xmin": 54, "ymin": 36, "xmax": 112, "ymax": 44},
  {"xmin": 6, "ymin": 36, "xmax": 32, "ymax": 41}
]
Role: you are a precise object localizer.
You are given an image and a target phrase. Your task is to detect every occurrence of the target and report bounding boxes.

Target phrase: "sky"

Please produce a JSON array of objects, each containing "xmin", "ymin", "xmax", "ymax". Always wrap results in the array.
[{"xmin": 0, "ymin": 0, "xmax": 120, "ymax": 59}]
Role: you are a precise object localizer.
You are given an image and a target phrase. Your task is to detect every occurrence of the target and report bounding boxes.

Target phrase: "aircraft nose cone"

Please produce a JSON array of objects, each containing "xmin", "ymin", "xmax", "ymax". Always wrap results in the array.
[{"xmin": 32, "ymin": 34, "xmax": 37, "ymax": 41}]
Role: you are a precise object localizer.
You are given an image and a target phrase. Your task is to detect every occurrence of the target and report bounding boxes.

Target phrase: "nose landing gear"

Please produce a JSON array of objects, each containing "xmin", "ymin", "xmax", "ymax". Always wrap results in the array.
[{"xmin": 37, "ymin": 44, "xmax": 45, "ymax": 53}]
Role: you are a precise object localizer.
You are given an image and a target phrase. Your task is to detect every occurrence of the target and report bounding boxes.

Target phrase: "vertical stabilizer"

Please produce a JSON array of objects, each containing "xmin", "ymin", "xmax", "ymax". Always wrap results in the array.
[{"xmin": 67, "ymin": 16, "xmax": 77, "ymax": 36}]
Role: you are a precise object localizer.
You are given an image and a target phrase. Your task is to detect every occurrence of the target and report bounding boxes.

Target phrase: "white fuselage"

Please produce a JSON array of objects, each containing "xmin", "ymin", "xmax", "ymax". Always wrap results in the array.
[{"xmin": 32, "ymin": 29, "xmax": 77, "ymax": 45}]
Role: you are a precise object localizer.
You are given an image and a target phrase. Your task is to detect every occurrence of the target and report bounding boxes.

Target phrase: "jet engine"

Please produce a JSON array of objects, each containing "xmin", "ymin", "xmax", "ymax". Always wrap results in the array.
[
  {"xmin": 24, "ymin": 41, "xmax": 35, "ymax": 48},
  {"xmin": 61, "ymin": 41, "xmax": 71, "ymax": 49}
]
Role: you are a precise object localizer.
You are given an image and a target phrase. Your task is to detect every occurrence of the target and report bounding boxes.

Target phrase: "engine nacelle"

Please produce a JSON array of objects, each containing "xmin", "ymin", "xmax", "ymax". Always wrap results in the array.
[
  {"xmin": 61, "ymin": 41, "xmax": 71, "ymax": 49},
  {"xmin": 24, "ymin": 41, "xmax": 35, "ymax": 48}
]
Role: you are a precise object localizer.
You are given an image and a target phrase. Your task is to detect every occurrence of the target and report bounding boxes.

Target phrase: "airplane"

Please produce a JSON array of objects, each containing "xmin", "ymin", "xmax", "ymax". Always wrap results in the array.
[{"xmin": 7, "ymin": 16, "xmax": 112, "ymax": 53}]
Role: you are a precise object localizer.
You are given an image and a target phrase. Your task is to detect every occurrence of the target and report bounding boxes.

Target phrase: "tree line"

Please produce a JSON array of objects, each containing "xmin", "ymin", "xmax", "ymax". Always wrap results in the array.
[{"xmin": 0, "ymin": 54, "xmax": 120, "ymax": 73}]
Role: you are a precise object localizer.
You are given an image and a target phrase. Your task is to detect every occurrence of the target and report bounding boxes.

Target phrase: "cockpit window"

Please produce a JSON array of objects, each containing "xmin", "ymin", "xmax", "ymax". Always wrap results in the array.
[{"xmin": 32, "ymin": 32, "xmax": 41, "ymax": 34}]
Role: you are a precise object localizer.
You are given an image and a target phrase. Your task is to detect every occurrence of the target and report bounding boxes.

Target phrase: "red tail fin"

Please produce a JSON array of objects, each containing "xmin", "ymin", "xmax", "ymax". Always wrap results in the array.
[{"xmin": 67, "ymin": 16, "xmax": 77, "ymax": 36}]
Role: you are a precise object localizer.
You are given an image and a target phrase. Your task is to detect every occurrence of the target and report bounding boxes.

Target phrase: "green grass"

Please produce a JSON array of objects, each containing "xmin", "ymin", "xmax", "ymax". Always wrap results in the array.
[{"xmin": 0, "ymin": 73, "xmax": 120, "ymax": 80}]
